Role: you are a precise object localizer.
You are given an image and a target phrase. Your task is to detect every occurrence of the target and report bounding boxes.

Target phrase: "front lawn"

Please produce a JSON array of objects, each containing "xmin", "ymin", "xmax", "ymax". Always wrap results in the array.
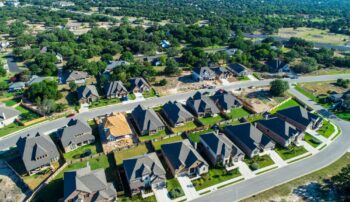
[
  {"xmin": 317, "ymin": 120, "xmax": 335, "ymax": 138},
  {"xmin": 128, "ymin": 93, "xmax": 136, "ymax": 100},
  {"xmin": 304, "ymin": 133, "xmax": 322, "ymax": 148},
  {"xmin": 143, "ymin": 88, "xmax": 157, "ymax": 98},
  {"xmin": 187, "ymin": 129, "xmax": 214, "ymax": 143},
  {"xmin": 152, "ymin": 135, "xmax": 184, "ymax": 151},
  {"xmin": 294, "ymin": 85, "xmax": 319, "ymax": 102},
  {"xmin": 243, "ymin": 155, "xmax": 275, "ymax": 171},
  {"xmin": 0, "ymin": 122, "xmax": 26, "ymax": 137},
  {"xmin": 63, "ymin": 143, "xmax": 98, "ymax": 161},
  {"xmin": 246, "ymin": 113, "xmax": 264, "ymax": 123},
  {"xmin": 167, "ymin": 178, "xmax": 185, "ymax": 199},
  {"xmin": 199, "ymin": 115, "xmax": 224, "ymax": 126},
  {"xmin": 227, "ymin": 107, "xmax": 250, "ymax": 119},
  {"xmin": 335, "ymin": 112, "xmax": 350, "ymax": 121},
  {"xmin": 114, "ymin": 144, "xmax": 149, "ymax": 165},
  {"xmin": 138, "ymin": 130, "xmax": 167, "ymax": 142},
  {"xmin": 171, "ymin": 121, "xmax": 197, "ymax": 133},
  {"xmin": 16, "ymin": 105, "xmax": 41, "ymax": 122},
  {"xmin": 89, "ymin": 98, "xmax": 121, "ymax": 108},
  {"xmin": 237, "ymin": 76, "xmax": 250, "ymax": 81},
  {"xmin": 275, "ymin": 145, "xmax": 308, "ymax": 160},
  {"xmin": 192, "ymin": 168, "xmax": 241, "ymax": 190},
  {"xmin": 3, "ymin": 99, "xmax": 19, "ymax": 106},
  {"xmin": 270, "ymin": 99, "xmax": 301, "ymax": 113}
]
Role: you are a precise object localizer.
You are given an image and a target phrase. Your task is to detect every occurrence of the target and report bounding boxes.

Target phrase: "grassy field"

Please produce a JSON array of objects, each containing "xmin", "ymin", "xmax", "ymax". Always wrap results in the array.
[
  {"xmin": 275, "ymin": 145, "xmax": 308, "ymax": 160},
  {"xmin": 63, "ymin": 143, "xmax": 98, "ymax": 161},
  {"xmin": 244, "ymin": 155, "xmax": 275, "ymax": 171},
  {"xmin": 152, "ymin": 135, "xmax": 184, "ymax": 151},
  {"xmin": 114, "ymin": 144, "xmax": 149, "ymax": 165},
  {"xmin": 317, "ymin": 120, "xmax": 335, "ymax": 138},
  {"xmin": 270, "ymin": 99, "xmax": 300, "ymax": 113},
  {"xmin": 305, "ymin": 67, "xmax": 350, "ymax": 76},
  {"xmin": 187, "ymin": 129, "xmax": 214, "ymax": 143},
  {"xmin": 171, "ymin": 121, "xmax": 197, "ymax": 133},
  {"xmin": 138, "ymin": 130, "xmax": 167, "ymax": 142},
  {"xmin": 227, "ymin": 107, "xmax": 250, "ymax": 119},
  {"xmin": 243, "ymin": 153, "xmax": 350, "ymax": 202},
  {"xmin": 199, "ymin": 115, "xmax": 224, "ymax": 126},
  {"xmin": 304, "ymin": 133, "xmax": 322, "ymax": 148},
  {"xmin": 192, "ymin": 168, "xmax": 241, "ymax": 190}
]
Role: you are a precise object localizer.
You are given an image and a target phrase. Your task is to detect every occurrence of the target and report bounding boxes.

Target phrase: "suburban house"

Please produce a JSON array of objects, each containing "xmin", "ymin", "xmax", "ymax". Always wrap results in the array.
[
  {"xmin": 276, "ymin": 106, "xmax": 322, "ymax": 131},
  {"xmin": 16, "ymin": 133, "xmax": 60, "ymax": 175},
  {"xmin": 200, "ymin": 132, "xmax": 245, "ymax": 167},
  {"xmin": 65, "ymin": 70, "xmax": 89, "ymax": 84},
  {"xmin": 0, "ymin": 106, "xmax": 20, "ymax": 128},
  {"xmin": 266, "ymin": 60, "xmax": 290, "ymax": 73},
  {"xmin": 186, "ymin": 92, "xmax": 220, "ymax": 117},
  {"xmin": 131, "ymin": 105, "xmax": 165, "ymax": 135},
  {"xmin": 256, "ymin": 117, "xmax": 302, "ymax": 147},
  {"xmin": 211, "ymin": 67, "xmax": 232, "ymax": 79},
  {"xmin": 228, "ymin": 63, "xmax": 249, "ymax": 76},
  {"xmin": 96, "ymin": 112, "xmax": 134, "ymax": 148},
  {"xmin": 161, "ymin": 139, "xmax": 209, "ymax": 177},
  {"xmin": 104, "ymin": 80, "xmax": 128, "ymax": 99},
  {"xmin": 123, "ymin": 152, "xmax": 166, "ymax": 195},
  {"xmin": 129, "ymin": 77, "xmax": 151, "ymax": 93},
  {"xmin": 192, "ymin": 67, "xmax": 216, "ymax": 81},
  {"xmin": 8, "ymin": 82, "xmax": 25, "ymax": 92},
  {"xmin": 224, "ymin": 123, "xmax": 275, "ymax": 158},
  {"xmin": 63, "ymin": 163, "xmax": 117, "ymax": 202},
  {"xmin": 0, "ymin": 41, "xmax": 10, "ymax": 51},
  {"xmin": 160, "ymin": 40, "xmax": 171, "ymax": 48},
  {"xmin": 26, "ymin": 75, "xmax": 49, "ymax": 86},
  {"xmin": 329, "ymin": 90, "xmax": 350, "ymax": 111},
  {"xmin": 211, "ymin": 90, "xmax": 242, "ymax": 113},
  {"xmin": 57, "ymin": 119, "xmax": 94, "ymax": 153},
  {"xmin": 77, "ymin": 85, "xmax": 99, "ymax": 104},
  {"xmin": 162, "ymin": 101, "xmax": 194, "ymax": 127},
  {"xmin": 104, "ymin": 60, "xmax": 129, "ymax": 74}
]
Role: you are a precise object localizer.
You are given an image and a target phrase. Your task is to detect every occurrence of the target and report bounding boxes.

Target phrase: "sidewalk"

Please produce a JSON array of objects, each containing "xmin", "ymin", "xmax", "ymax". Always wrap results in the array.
[
  {"xmin": 306, "ymin": 129, "xmax": 331, "ymax": 145},
  {"xmin": 267, "ymin": 150, "xmax": 287, "ymax": 167},
  {"xmin": 153, "ymin": 187, "xmax": 171, "ymax": 202},
  {"xmin": 236, "ymin": 161, "xmax": 255, "ymax": 179},
  {"xmin": 299, "ymin": 141, "xmax": 318, "ymax": 155},
  {"xmin": 177, "ymin": 175, "xmax": 199, "ymax": 200}
]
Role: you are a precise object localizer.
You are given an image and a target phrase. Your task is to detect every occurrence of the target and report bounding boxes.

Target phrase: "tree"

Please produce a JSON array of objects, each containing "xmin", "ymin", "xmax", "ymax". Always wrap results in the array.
[
  {"xmin": 291, "ymin": 57, "xmax": 318, "ymax": 73},
  {"xmin": 101, "ymin": 53, "xmax": 113, "ymax": 62},
  {"xmin": 0, "ymin": 81, "xmax": 8, "ymax": 92},
  {"xmin": 158, "ymin": 79, "xmax": 167, "ymax": 86},
  {"xmin": 120, "ymin": 51, "xmax": 134, "ymax": 62},
  {"xmin": 25, "ymin": 80, "xmax": 61, "ymax": 102},
  {"xmin": 270, "ymin": 79, "xmax": 289, "ymax": 96},
  {"xmin": 164, "ymin": 58, "xmax": 181, "ymax": 76},
  {"xmin": 331, "ymin": 164, "xmax": 350, "ymax": 200},
  {"xmin": 336, "ymin": 79, "xmax": 349, "ymax": 88},
  {"xmin": 69, "ymin": 82, "xmax": 77, "ymax": 92},
  {"xmin": 0, "ymin": 65, "xmax": 6, "ymax": 77}
]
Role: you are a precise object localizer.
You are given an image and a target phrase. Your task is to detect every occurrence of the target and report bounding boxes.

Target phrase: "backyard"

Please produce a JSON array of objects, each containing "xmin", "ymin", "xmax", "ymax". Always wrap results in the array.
[
  {"xmin": 192, "ymin": 168, "xmax": 241, "ymax": 190},
  {"xmin": 270, "ymin": 99, "xmax": 301, "ymax": 113},
  {"xmin": 16, "ymin": 105, "xmax": 41, "ymax": 122},
  {"xmin": 243, "ymin": 155, "xmax": 275, "ymax": 171},
  {"xmin": 226, "ymin": 107, "xmax": 250, "ymax": 119},
  {"xmin": 275, "ymin": 145, "xmax": 308, "ymax": 160},
  {"xmin": 171, "ymin": 121, "xmax": 197, "ymax": 133},
  {"xmin": 199, "ymin": 115, "xmax": 224, "ymax": 126},
  {"xmin": 187, "ymin": 129, "xmax": 214, "ymax": 143},
  {"xmin": 113, "ymin": 144, "xmax": 149, "ymax": 165},
  {"xmin": 138, "ymin": 130, "xmax": 167, "ymax": 142},
  {"xmin": 152, "ymin": 135, "xmax": 184, "ymax": 151},
  {"xmin": 63, "ymin": 143, "xmax": 99, "ymax": 161}
]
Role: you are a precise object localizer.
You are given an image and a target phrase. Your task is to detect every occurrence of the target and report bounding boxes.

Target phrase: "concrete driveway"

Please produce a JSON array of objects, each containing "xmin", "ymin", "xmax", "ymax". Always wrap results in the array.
[
  {"xmin": 5, "ymin": 54, "xmax": 22, "ymax": 73},
  {"xmin": 177, "ymin": 175, "xmax": 198, "ymax": 200},
  {"xmin": 153, "ymin": 187, "xmax": 171, "ymax": 202}
]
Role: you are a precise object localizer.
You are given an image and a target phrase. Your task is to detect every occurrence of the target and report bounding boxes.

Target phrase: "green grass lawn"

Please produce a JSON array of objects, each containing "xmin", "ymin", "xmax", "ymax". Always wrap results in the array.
[
  {"xmin": 138, "ymin": 130, "xmax": 167, "ymax": 142},
  {"xmin": 167, "ymin": 178, "xmax": 185, "ymax": 199},
  {"xmin": 0, "ymin": 122, "xmax": 26, "ymax": 137},
  {"xmin": 152, "ymin": 135, "xmax": 184, "ymax": 151},
  {"xmin": 317, "ymin": 120, "xmax": 335, "ymax": 138},
  {"xmin": 304, "ymin": 133, "xmax": 322, "ymax": 148},
  {"xmin": 89, "ymin": 98, "xmax": 121, "ymax": 108},
  {"xmin": 187, "ymin": 129, "xmax": 214, "ymax": 143},
  {"xmin": 270, "ymin": 99, "xmax": 301, "ymax": 113},
  {"xmin": 192, "ymin": 168, "xmax": 241, "ymax": 190},
  {"xmin": 63, "ymin": 143, "xmax": 98, "ymax": 161},
  {"xmin": 246, "ymin": 113, "xmax": 264, "ymax": 123},
  {"xmin": 114, "ymin": 144, "xmax": 149, "ymax": 165},
  {"xmin": 237, "ymin": 76, "xmax": 250, "ymax": 81},
  {"xmin": 227, "ymin": 107, "xmax": 250, "ymax": 119},
  {"xmin": 172, "ymin": 121, "xmax": 197, "ymax": 133},
  {"xmin": 128, "ymin": 93, "xmax": 136, "ymax": 100},
  {"xmin": 275, "ymin": 145, "xmax": 308, "ymax": 160},
  {"xmin": 118, "ymin": 195, "xmax": 157, "ymax": 202},
  {"xmin": 3, "ymin": 99, "xmax": 19, "ymax": 106},
  {"xmin": 199, "ymin": 115, "xmax": 224, "ymax": 126},
  {"xmin": 16, "ymin": 105, "xmax": 41, "ymax": 122},
  {"xmin": 243, "ymin": 155, "xmax": 275, "ymax": 170},
  {"xmin": 143, "ymin": 88, "xmax": 157, "ymax": 98},
  {"xmin": 335, "ymin": 111, "xmax": 350, "ymax": 121},
  {"xmin": 33, "ymin": 155, "xmax": 110, "ymax": 202},
  {"xmin": 294, "ymin": 85, "xmax": 319, "ymax": 102}
]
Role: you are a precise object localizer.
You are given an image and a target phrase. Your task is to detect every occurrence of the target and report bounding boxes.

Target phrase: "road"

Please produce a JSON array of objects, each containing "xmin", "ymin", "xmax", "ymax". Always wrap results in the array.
[
  {"xmin": 0, "ymin": 74, "xmax": 349, "ymax": 151},
  {"xmin": 192, "ymin": 87, "xmax": 350, "ymax": 202},
  {"xmin": 5, "ymin": 54, "xmax": 22, "ymax": 73}
]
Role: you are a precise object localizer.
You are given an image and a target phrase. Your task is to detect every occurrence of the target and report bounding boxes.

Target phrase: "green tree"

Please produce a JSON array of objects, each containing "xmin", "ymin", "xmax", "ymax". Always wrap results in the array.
[
  {"xmin": 25, "ymin": 80, "xmax": 61, "ymax": 102},
  {"xmin": 164, "ymin": 58, "xmax": 181, "ymax": 76},
  {"xmin": 331, "ymin": 164, "xmax": 350, "ymax": 200},
  {"xmin": 69, "ymin": 82, "xmax": 77, "ymax": 92},
  {"xmin": 270, "ymin": 79, "xmax": 289, "ymax": 96},
  {"xmin": 120, "ymin": 51, "xmax": 134, "ymax": 62},
  {"xmin": 0, "ymin": 65, "xmax": 6, "ymax": 77}
]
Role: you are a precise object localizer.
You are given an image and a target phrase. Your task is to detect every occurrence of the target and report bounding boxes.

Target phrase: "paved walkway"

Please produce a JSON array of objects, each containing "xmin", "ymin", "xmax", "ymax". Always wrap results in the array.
[
  {"xmin": 236, "ymin": 161, "xmax": 255, "ymax": 179},
  {"xmin": 247, "ymin": 74, "xmax": 258, "ymax": 81},
  {"xmin": 268, "ymin": 151, "xmax": 287, "ymax": 167},
  {"xmin": 300, "ymin": 141, "xmax": 318, "ymax": 155},
  {"xmin": 153, "ymin": 187, "xmax": 171, "ymax": 202},
  {"xmin": 177, "ymin": 175, "xmax": 199, "ymax": 200},
  {"xmin": 306, "ymin": 129, "xmax": 331, "ymax": 144}
]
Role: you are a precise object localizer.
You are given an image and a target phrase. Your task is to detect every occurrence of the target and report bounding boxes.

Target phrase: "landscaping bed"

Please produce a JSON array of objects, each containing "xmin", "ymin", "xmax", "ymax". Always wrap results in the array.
[
  {"xmin": 275, "ymin": 145, "xmax": 308, "ymax": 160},
  {"xmin": 192, "ymin": 168, "xmax": 241, "ymax": 190},
  {"xmin": 243, "ymin": 155, "xmax": 275, "ymax": 171}
]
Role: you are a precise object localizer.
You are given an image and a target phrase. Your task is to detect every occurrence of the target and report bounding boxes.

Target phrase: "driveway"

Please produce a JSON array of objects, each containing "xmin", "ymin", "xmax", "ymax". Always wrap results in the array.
[
  {"xmin": 247, "ymin": 74, "xmax": 258, "ymax": 81},
  {"xmin": 134, "ymin": 92, "xmax": 145, "ymax": 101},
  {"xmin": 153, "ymin": 187, "xmax": 171, "ymax": 202},
  {"xmin": 220, "ymin": 79, "xmax": 230, "ymax": 86},
  {"xmin": 268, "ymin": 150, "xmax": 287, "ymax": 167},
  {"xmin": 177, "ymin": 175, "xmax": 198, "ymax": 200},
  {"xmin": 236, "ymin": 161, "xmax": 255, "ymax": 179},
  {"xmin": 5, "ymin": 54, "xmax": 22, "ymax": 73}
]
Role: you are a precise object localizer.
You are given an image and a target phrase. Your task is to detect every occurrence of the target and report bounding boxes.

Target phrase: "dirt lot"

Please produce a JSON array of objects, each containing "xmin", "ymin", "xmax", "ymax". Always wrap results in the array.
[{"xmin": 298, "ymin": 80, "xmax": 348, "ymax": 95}]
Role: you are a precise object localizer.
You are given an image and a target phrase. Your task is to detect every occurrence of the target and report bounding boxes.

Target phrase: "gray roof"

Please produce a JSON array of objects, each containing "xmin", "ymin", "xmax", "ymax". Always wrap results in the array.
[
  {"xmin": 123, "ymin": 152, "xmax": 166, "ymax": 182},
  {"xmin": 26, "ymin": 75, "xmax": 49, "ymax": 86},
  {"xmin": 276, "ymin": 106, "xmax": 319, "ymax": 129},
  {"xmin": 193, "ymin": 67, "xmax": 216, "ymax": 77},
  {"xmin": 0, "ymin": 106, "xmax": 20, "ymax": 122},
  {"xmin": 266, "ymin": 60, "xmax": 288, "ymax": 72},
  {"xmin": 9, "ymin": 82, "xmax": 25, "ymax": 89},
  {"xmin": 257, "ymin": 117, "xmax": 300, "ymax": 141},
  {"xmin": 104, "ymin": 60, "xmax": 129, "ymax": 73},
  {"xmin": 211, "ymin": 67, "xmax": 229, "ymax": 76},
  {"xmin": 66, "ymin": 71, "xmax": 89, "ymax": 82},
  {"xmin": 187, "ymin": 92, "xmax": 220, "ymax": 115},
  {"xmin": 58, "ymin": 119, "xmax": 94, "ymax": 148},
  {"xmin": 77, "ymin": 85, "xmax": 99, "ymax": 100},
  {"xmin": 162, "ymin": 101, "xmax": 194, "ymax": 125},
  {"xmin": 16, "ymin": 133, "xmax": 60, "ymax": 172},
  {"xmin": 131, "ymin": 105, "xmax": 164, "ymax": 132},
  {"xmin": 228, "ymin": 63, "xmax": 247, "ymax": 74},
  {"xmin": 64, "ymin": 163, "xmax": 117, "ymax": 201},
  {"xmin": 129, "ymin": 77, "xmax": 150, "ymax": 91},
  {"xmin": 161, "ymin": 139, "xmax": 208, "ymax": 170},
  {"xmin": 212, "ymin": 90, "xmax": 242, "ymax": 110},
  {"xmin": 104, "ymin": 81, "xmax": 128, "ymax": 97},
  {"xmin": 200, "ymin": 132, "xmax": 243, "ymax": 159}
]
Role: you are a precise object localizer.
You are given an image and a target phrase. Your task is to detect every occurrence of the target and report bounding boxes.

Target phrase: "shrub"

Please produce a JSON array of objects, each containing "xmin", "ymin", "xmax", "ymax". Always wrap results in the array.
[{"xmin": 250, "ymin": 163, "xmax": 260, "ymax": 171}]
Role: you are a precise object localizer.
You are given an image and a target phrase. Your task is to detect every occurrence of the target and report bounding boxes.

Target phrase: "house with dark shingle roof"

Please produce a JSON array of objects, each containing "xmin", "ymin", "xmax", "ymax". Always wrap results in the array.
[
  {"xmin": 211, "ymin": 67, "xmax": 232, "ymax": 79},
  {"xmin": 161, "ymin": 139, "xmax": 208, "ymax": 177},
  {"xmin": 186, "ymin": 92, "xmax": 220, "ymax": 117},
  {"xmin": 0, "ymin": 106, "xmax": 20, "ymax": 128},
  {"xmin": 8, "ymin": 82, "xmax": 25, "ymax": 92},
  {"xmin": 129, "ymin": 77, "xmax": 150, "ymax": 94},
  {"xmin": 64, "ymin": 163, "xmax": 117, "ymax": 202},
  {"xmin": 228, "ymin": 63, "xmax": 249, "ymax": 76},
  {"xmin": 104, "ymin": 80, "xmax": 128, "ymax": 99},
  {"xmin": 131, "ymin": 105, "xmax": 165, "ymax": 135},
  {"xmin": 256, "ymin": 117, "xmax": 302, "ymax": 147},
  {"xmin": 16, "ymin": 133, "xmax": 60, "ymax": 175},
  {"xmin": 192, "ymin": 67, "xmax": 216, "ymax": 81},
  {"xmin": 162, "ymin": 101, "xmax": 194, "ymax": 127},
  {"xmin": 276, "ymin": 106, "xmax": 322, "ymax": 131},
  {"xmin": 266, "ymin": 60, "xmax": 290, "ymax": 73},
  {"xmin": 104, "ymin": 60, "xmax": 129, "ymax": 74},
  {"xmin": 123, "ymin": 152, "xmax": 166, "ymax": 195},
  {"xmin": 77, "ymin": 85, "xmax": 99, "ymax": 104},
  {"xmin": 57, "ymin": 119, "xmax": 94, "ymax": 153},
  {"xmin": 200, "ymin": 132, "xmax": 244, "ymax": 167},
  {"xmin": 65, "ymin": 70, "xmax": 89, "ymax": 84},
  {"xmin": 224, "ymin": 123, "xmax": 275, "ymax": 158},
  {"xmin": 211, "ymin": 90, "xmax": 242, "ymax": 113}
]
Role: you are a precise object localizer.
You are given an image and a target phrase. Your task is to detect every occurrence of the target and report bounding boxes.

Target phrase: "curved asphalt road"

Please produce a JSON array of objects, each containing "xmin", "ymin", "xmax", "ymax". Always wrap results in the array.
[
  {"xmin": 0, "ymin": 74, "xmax": 349, "ymax": 152},
  {"xmin": 192, "ymin": 87, "xmax": 350, "ymax": 202}
]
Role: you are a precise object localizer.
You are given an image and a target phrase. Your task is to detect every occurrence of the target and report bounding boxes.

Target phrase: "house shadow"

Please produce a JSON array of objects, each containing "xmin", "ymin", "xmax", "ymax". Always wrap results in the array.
[
  {"xmin": 292, "ymin": 182, "xmax": 335, "ymax": 202},
  {"xmin": 178, "ymin": 75, "xmax": 196, "ymax": 84}
]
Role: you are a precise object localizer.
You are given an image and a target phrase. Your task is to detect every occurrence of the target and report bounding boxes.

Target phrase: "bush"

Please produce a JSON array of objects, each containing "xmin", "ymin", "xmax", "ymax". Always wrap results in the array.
[
  {"xmin": 311, "ymin": 137, "xmax": 322, "ymax": 144},
  {"xmin": 250, "ymin": 163, "xmax": 260, "ymax": 171}
]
